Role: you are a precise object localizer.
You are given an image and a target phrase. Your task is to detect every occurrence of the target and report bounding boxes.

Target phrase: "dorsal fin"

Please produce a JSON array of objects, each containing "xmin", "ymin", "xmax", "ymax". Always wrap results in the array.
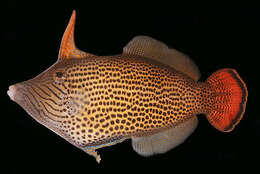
[
  {"xmin": 123, "ymin": 36, "xmax": 200, "ymax": 81},
  {"xmin": 58, "ymin": 10, "xmax": 94, "ymax": 60}
]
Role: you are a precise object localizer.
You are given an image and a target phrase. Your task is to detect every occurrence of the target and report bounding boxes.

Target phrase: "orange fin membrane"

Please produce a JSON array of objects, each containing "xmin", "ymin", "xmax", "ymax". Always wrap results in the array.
[
  {"xmin": 58, "ymin": 10, "xmax": 94, "ymax": 60},
  {"xmin": 206, "ymin": 69, "xmax": 248, "ymax": 132}
]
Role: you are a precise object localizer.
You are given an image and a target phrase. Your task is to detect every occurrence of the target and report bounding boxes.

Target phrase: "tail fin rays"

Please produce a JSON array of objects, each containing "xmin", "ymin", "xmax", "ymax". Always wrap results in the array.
[{"xmin": 206, "ymin": 69, "xmax": 248, "ymax": 132}]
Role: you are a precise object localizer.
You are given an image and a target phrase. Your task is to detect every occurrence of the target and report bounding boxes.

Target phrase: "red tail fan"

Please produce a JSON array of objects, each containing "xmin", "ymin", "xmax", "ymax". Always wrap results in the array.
[{"xmin": 206, "ymin": 69, "xmax": 248, "ymax": 132}]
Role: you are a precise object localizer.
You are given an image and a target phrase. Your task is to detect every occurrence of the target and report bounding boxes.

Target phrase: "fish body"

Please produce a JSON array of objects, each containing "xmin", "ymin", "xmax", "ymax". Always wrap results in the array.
[{"xmin": 8, "ymin": 11, "xmax": 248, "ymax": 163}]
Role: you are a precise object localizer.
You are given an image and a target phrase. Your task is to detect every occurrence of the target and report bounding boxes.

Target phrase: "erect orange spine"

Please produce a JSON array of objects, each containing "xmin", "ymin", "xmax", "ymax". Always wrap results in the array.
[{"xmin": 205, "ymin": 68, "xmax": 248, "ymax": 132}]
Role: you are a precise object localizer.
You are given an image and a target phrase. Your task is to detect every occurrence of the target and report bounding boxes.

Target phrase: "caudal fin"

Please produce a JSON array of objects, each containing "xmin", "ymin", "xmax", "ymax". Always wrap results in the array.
[{"xmin": 206, "ymin": 69, "xmax": 248, "ymax": 132}]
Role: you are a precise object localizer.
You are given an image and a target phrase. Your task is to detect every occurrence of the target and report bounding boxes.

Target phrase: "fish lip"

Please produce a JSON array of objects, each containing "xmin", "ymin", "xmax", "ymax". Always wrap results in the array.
[
  {"xmin": 7, "ymin": 83, "xmax": 47, "ymax": 124},
  {"xmin": 8, "ymin": 84, "xmax": 63, "ymax": 133},
  {"xmin": 7, "ymin": 85, "xmax": 19, "ymax": 101},
  {"xmin": 8, "ymin": 82, "xmax": 80, "ymax": 148},
  {"xmin": 8, "ymin": 83, "xmax": 24, "ymax": 100},
  {"xmin": 7, "ymin": 83, "xmax": 26, "ymax": 101}
]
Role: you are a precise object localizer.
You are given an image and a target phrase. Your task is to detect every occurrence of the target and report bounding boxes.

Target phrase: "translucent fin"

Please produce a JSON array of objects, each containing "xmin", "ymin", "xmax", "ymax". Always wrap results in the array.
[
  {"xmin": 123, "ymin": 36, "xmax": 200, "ymax": 80},
  {"xmin": 131, "ymin": 116, "xmax": 198, "ymax": 156},
  {"xmin": 58, "ymin": 10, "xmax": 94, "ymax": 60}
]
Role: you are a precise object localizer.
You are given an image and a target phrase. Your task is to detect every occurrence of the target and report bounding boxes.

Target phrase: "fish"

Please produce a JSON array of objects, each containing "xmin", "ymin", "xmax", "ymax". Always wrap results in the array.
[{"xmin": 7, "ymin": 10, "xmax": 248, "ymax": 163}]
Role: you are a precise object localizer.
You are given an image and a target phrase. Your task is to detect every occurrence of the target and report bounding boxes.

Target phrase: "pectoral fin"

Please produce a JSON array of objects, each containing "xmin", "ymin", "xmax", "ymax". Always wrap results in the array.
[{"xmin": 131, "ymin": 116, "xmax": 198, "ymax": 156}]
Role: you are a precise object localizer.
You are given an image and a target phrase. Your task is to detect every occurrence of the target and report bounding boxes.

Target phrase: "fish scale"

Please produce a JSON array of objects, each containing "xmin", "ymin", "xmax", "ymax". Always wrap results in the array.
[
  {"xmin": 57, "ymin": 56, "xmax": 208, "ymax": 147},
  {"xmin": 7, "ymin": 11, "xmax": 247, "ymax": 163}
]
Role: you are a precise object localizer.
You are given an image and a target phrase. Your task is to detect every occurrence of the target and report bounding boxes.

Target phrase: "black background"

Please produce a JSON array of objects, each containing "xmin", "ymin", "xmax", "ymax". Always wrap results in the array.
[{"xmin": 2, "ymin": 1, "xmax": 259, "ymax": 173}]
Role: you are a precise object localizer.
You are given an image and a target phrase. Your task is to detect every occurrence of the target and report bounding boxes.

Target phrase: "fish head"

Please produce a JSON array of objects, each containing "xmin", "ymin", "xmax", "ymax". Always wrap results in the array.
[
  {"xmin": 7, "ymin": 59, "xmax": 92, "ymax": 146},
  {"xmin": 8, "ymin": 60, "xmax": 71, "ymax": 126},
  {"xmin": 7, "ymin": 10, "xmax": 99, "ymax": 147}
]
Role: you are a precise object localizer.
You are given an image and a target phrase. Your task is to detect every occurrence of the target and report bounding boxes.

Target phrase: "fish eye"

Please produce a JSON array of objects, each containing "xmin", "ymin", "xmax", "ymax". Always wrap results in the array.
[
  {"xmin": 56, "ymin": 71, "xmax": 64, "ymax": 78},
  {"xmin": 53, "ymin": 70, "xmax": 66, "ymax": 84}
]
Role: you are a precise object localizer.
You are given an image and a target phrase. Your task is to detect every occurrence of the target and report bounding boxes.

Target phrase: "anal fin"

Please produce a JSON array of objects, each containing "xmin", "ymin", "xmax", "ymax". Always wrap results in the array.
[{"xmin": 131, "ymin": 116, "xmax": 198, "ymax": 156}]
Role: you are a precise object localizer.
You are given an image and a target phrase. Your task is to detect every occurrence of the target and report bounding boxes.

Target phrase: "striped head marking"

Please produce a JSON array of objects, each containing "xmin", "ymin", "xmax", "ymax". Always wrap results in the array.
[
  {"xmin": 7, "ymin": 60, "xmax": 87, "ymax": 144},
  {"xmin": 7, "ymin": 10, "xmax": 95, "ymax": 147},
  {"xmin": 7, "ymin": 10, "xmax": 248, "ymax": 163}
]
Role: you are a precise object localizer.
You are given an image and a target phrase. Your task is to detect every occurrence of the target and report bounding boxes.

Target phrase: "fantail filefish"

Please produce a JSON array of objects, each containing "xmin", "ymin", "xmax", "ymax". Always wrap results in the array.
[{"xmin": 8, "ymin": 11, "xmax": 248, "ymax": 163}]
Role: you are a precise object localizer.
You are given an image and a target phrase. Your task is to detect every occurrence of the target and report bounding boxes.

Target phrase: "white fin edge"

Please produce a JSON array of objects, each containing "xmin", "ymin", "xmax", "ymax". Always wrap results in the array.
[
  {"xmin": 123, "ymin": 36, "xmax": 200, "ymax": 81},
  {"xmin": 131, "ymin": 116, "xmax": 198, "ymax": 156}
]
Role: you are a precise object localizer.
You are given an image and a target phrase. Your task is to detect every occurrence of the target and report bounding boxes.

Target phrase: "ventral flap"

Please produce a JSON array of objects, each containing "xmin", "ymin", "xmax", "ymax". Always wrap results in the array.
[{"xmin": 58, "ymin": 10, "xmax": 94, "ymax": 60}]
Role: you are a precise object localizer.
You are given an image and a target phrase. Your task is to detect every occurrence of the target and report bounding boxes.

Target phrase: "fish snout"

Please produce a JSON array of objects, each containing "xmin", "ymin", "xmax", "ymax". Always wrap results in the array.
[
  {"xmin": 7, "ymin": 85, "xmax": 18, "ymax": 101},
  {"xmin": 7, "ymin": 83, "xmax": 40, "ymax": 119},
  {"xmin": 7, "ymin": 83, "xmax": 26, "ymax": 103}
]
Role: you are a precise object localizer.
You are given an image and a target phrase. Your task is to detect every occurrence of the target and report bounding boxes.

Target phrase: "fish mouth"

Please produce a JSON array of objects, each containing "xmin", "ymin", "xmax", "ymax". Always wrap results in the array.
[
  {"xmin": 7, "ymin": 85, "xmax": 16, "ymax": 101},
  {"xmin": 7, "ymin": 83, "xmax": 81, "ymax": 148},
  {"xmin": 7, "ymin": 83, "xmax": 48, "ymax": 125}
]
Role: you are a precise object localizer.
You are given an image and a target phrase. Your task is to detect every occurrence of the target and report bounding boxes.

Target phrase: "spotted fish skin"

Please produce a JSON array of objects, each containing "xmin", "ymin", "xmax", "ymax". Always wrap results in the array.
[
  {"xmin": 8, "ymin": 54, "xmax": 210, "ymax": 154},
  {"xmin": 50, "ymin": 55, "xmax": 210, "ymax": 147},
  {"xmin": 8, "ymin": 11, "xmax": 247, "ymax": 163}
]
